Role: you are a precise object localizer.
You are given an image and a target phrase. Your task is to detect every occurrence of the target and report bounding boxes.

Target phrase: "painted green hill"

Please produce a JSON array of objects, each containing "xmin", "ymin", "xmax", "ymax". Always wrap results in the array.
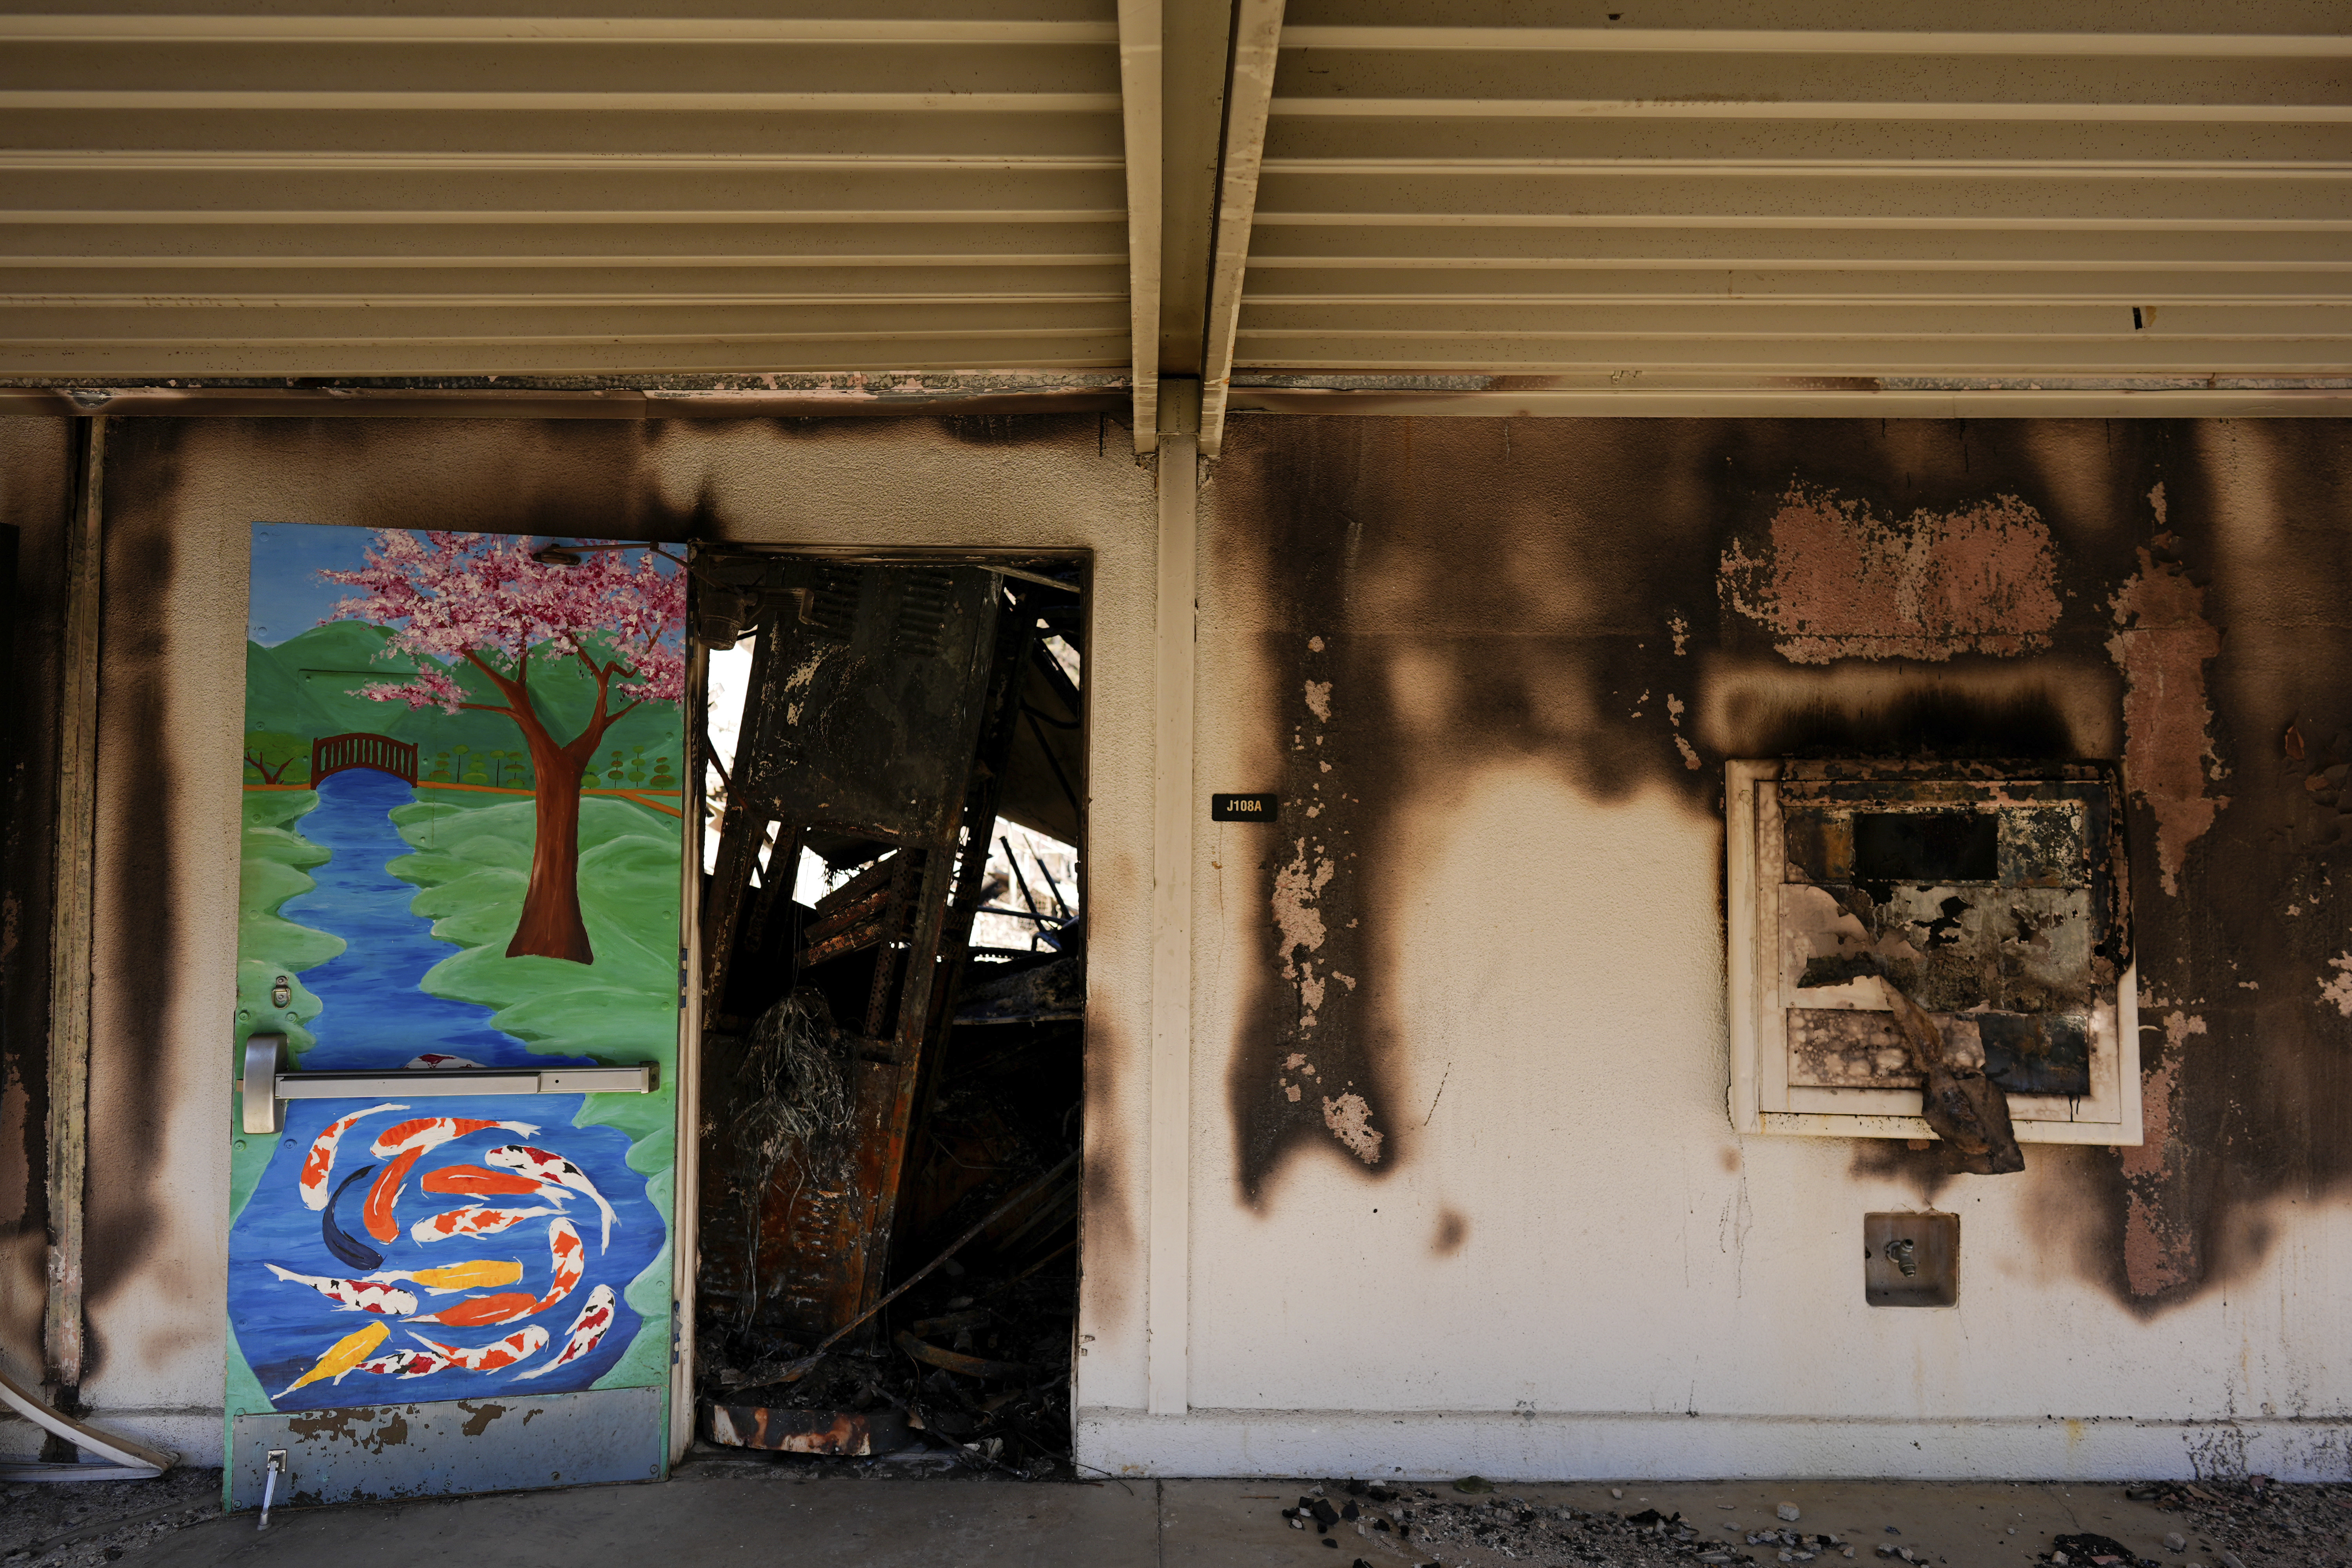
[{"xmin": 246, "ymin": 625, "xmax": 684, "ymax": 789}]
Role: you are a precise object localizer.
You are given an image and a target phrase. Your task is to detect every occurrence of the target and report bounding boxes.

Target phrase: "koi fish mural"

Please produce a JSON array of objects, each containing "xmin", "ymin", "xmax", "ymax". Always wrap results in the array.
[
  {"xmin": 514, "ymin": 1285, "xmax": 616, "ymax": 1381},
  {"xmin": 405, "ymin": 1324, "xmax": 549, "ymax": 1373},
  {"xmin": 421, "ymin": 1164, "xmax": 565, "ymax": 1204},
  {"xmin": 278, "ymin": 1321, "xmax": 390, "ymax": 1399},
  {"xmin": 363, "ymin": 1258, "xmax": 524, "ymax": 1295},
  {"xmin": 370, "ymin": 1116, "xmax": 539, "ymax": 1160},
  {"xmin": 410, "ymin": 1203, "xmax": 565, "ymax": 1244},
  {"xmin": 262, "ymin": 1263, "xmax": 419, "ymax": 1317},
  {"xmin": 231, "ymin": 522, "xmax": 683, "ymax": 1432},
  {"xmin": 298, "ymin": 1102, "xmax": 406, "ymax": 1211},
  {"xmin": 321, "ymin": 1163, "xmax": 383, "ymax": 1273},
  {"xmin": 487, "ymin": 1145, "xmax": 617, "ymax": 1249},
  {"xmin": 362, "ymin": 1145, "xmax": 427, "ymax": 1243}
]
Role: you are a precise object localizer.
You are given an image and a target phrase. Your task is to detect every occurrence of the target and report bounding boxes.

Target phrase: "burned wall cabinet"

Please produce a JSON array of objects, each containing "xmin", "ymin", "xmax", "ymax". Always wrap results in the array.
[{"xmin": 1726, "ymin": 760, "xmax": 2141, "ymax": 1145}]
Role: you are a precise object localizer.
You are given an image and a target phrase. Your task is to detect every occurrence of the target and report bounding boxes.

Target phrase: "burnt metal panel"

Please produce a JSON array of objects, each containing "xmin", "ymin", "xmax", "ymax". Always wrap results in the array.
[
  {"xmin": 1776, "ymin": 761, "xmax": 2125, "ymax": 1101},
  {"xmin": 227, "ymin": 1385, "xmax": 664, "ymax": 1509},
  {"xmin": 1864, "ymin": 1212, "xmax": 1960, "ymax": 1308},
  {"xmin": 730, "ymin": 561, "xmax": 1001, "ymax": 850}
]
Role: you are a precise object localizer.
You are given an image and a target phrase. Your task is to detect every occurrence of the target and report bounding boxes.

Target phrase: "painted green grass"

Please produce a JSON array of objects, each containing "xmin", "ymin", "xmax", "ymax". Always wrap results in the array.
[
  {"xmin": 230, "ymin": 790, "xmax": 342, "ymax": 1227},
  {"xmin": 388, "ymin": 788, "xmax": 683, "ymax": 1393},
  {"xmin": 387, "ymin": 791, "xmax": 680, "ymax": 1154}
]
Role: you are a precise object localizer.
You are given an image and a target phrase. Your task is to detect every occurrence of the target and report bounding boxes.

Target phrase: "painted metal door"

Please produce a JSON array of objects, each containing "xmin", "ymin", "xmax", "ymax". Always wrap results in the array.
[{"xmin": 226, "ymin": 523, "xmax": 685, "ymax": 1508}]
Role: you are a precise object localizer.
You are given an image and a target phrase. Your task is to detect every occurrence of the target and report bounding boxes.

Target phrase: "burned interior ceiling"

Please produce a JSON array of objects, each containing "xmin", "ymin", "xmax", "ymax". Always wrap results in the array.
[
  {"xmin": 691, "ymin": 549, "xmax": 1087, "ymax": 1469},
  {"xmin": 1210, "ymin": 414, "xmax": 2352, "ymax": 1311}
]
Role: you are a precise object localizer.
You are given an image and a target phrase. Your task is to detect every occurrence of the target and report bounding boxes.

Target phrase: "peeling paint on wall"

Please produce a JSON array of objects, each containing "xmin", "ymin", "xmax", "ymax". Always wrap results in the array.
[
  {"xmin": 1319, "ymin": 1091, "xmax": 1382, "ymax": 1165},
  {"xmin": 1721, "ymin": 482, "xmax": 2063, "ymax": 664},
  {"xmin": 1260, "ymin": 638, "xmax": 1386, "ymax": 1176},
  {"xmin": 1212, "ymin": 414, "xmax": 2352, "ymax": 1325},
  {"xmin": 2120, "ymin": 1012, "xmax": 2206, "ymax": 1298},
  {"xmin": 2320, "ymin": 955, "xmax": 2352, "ymax": 1017},
  {"xmin": 2108, "ymin": 491, "xmax": 2226, "ymax": 896},
  {"xmin": 1229, "ymin": 617, "xmax": 1396, "ymax": 1201}
]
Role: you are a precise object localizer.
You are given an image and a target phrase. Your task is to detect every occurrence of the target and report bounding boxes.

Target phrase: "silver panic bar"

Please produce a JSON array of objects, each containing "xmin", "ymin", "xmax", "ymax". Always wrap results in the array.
[{"xmin": 239, "ymin": 1033, "xmax": 655, "ymax": 1135}]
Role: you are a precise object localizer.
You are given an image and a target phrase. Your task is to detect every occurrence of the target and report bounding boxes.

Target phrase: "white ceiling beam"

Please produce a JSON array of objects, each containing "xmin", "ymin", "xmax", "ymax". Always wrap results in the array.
[
  {"xmin": 1198, "ymin": 0, "xmax": 1283, "ymax": 458},
  {"xmin": 1117, "ymin": 0, "xmax": 1162, "ymax": 451},
  {"xmin": 1156, "ymin": 1, "xmax": 1236, "ymax": 390}
]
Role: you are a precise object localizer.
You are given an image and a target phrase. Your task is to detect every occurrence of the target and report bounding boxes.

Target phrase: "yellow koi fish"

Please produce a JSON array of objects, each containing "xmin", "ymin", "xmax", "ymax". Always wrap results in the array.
[
  {"xmin": 363, "ymin": 1258, "xmax": 524, "ymax": 1295},
  {"xmin": 276, "ymin": 1321, "xmax": 389, "ymax": 1399}
]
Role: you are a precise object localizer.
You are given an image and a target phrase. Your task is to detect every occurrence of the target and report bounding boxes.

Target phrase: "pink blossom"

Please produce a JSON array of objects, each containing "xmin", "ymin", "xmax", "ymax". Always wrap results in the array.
[{"xmin": 319, "ymin": 532, "xmax": 685, "ymax": 719}]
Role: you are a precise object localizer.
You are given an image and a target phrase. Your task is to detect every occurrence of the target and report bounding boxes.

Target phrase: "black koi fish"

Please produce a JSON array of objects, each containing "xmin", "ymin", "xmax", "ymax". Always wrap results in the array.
[{"xmin": 322, "ymin": 1162, "xmax": 382, "ymax": 1272}]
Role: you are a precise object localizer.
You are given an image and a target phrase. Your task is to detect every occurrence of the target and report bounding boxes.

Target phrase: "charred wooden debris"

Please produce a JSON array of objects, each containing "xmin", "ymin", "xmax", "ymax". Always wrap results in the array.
[{"xmin": 687, "ymin": 552, "xmax": 1085, "ymax": 1473}]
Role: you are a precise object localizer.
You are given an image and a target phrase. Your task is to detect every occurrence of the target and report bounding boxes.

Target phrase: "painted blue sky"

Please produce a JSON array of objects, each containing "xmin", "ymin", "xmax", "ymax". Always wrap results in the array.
[
  {"xmin": 249, "ymin": 523, "xmax": 675, "ymax": 647},
  {"xmin": 248, "ymin": 521, "xmax": 375, "ymax": 645}
]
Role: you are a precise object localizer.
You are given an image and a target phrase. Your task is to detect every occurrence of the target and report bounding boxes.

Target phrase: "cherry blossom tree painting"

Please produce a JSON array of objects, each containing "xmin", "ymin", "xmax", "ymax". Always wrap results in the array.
[{"xmin": 321, "ymin": 532, "xmax": 685, "ymax": 964}]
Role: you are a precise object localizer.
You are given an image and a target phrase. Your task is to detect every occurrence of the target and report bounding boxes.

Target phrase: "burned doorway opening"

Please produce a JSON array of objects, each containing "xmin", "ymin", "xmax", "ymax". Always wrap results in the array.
[{"xmin": 689, "ymin": 550, "xmax": 1086, "ymax": 1474}]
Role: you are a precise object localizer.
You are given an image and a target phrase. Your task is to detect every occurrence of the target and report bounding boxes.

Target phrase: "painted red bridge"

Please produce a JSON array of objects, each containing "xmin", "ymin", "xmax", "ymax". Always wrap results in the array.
[{"xmin": 311, "ymin": 731, "xmax": 417, "ymax": 786}]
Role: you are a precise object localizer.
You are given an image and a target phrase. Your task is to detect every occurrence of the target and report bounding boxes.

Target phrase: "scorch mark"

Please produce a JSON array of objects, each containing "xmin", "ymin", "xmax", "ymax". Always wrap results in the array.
[{"xmin": 2121, "ymin": 1010, "xmax": 2206, "ymax": 1298}]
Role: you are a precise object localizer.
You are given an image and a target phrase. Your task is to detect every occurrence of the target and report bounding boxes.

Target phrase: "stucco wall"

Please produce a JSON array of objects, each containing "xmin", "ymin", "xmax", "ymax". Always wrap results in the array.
[
  {"xmin": 9, "ymin": 410, "xmax": 2349, "ymax": 1482},
  {"xmin": 1082, "ymin": 416, "xmax": 2352, "ymax": 1481},
  {"xmin": 0, "ymin": 414, "xmax": 1156, "ymax": 1463}
]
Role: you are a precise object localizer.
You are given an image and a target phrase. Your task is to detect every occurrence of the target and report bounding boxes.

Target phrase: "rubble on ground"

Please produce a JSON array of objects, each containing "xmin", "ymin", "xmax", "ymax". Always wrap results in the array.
[
  {"xmin": 1274, "ymin": 1480, "xmax": 1862, "ymax": 1567},
  {"xmin": 2060, "ymin": 1477, "xmax": 2352, "ymax": 1568},
  {"xmin": 0, "ymin": 1466, "xmax": 221, "ymax": 1568}
]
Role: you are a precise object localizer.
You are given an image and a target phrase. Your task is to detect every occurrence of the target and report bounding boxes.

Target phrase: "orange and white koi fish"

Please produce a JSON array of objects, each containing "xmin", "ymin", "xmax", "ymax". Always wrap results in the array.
[
  {"xmin": 409, "ymin": 1204, "xmax": 563, "ymax": 1245},
  {"xmin": 369, "ymin": 1116, "xmax": 538, "ymax": 1160},
  {"xmin": 362, "ymin": 1146, "xmax": 426, "ymax": 1243},
  {"xmin": 404, "ymin": 1291, "xmax": 539, "ymax": 1328},
  {"xmin": 420, "ymin": 1163, "xmax": 566, "ymax": 1204},
  {"xmin": 263, "ymin": 1263, "xmax": 419, "ymax": 1317},
  {"xmin": 486, "ymin": 1145, "xmax": 615, "ymax": 1249},
  {"xmin": 514, "ymin": 1285, "xmax": 615, "ymax": 1381},
  {"xmin": 298, "ymin": 1102, "xmax": 407, "ymax": 1211},
  {"xmin": 278, "ymin": 1321, "xmax": 389, "ymax": 1398},
  {"xmin": 357, "ymin": 1346, "xmax": 457, "ymax": 1378},
  {"xmin": 362, "ymin": 1258, "xmax": 523, "ymax": 1295},
  {"xmin": 405, "ymin": 1323, "xmax": 547, "ymax": 1372},
  {"xmin": 405, "ymin": 1054, "xmax": 481, "ymax": 1069},
  {"xmin": 535, "ymin": 1219, "xmax": 584, "ymax": 1308}
]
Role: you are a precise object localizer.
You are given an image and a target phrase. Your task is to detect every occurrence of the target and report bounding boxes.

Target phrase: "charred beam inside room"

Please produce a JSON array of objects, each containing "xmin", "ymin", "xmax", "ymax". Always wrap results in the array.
[{"xmin": 688, "ymin": 550, "xmax": 1086, "ymax": 1471}]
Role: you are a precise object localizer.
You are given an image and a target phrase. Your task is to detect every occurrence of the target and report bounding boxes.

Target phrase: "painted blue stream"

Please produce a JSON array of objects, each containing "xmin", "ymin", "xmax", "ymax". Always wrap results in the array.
[{"xmin": 229, "ymin": 769, "xmax": 659, "ymax": 1408}]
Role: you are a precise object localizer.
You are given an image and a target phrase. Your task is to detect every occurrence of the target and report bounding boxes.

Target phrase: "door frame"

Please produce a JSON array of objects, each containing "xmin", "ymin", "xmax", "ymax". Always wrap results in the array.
[{"xmin": 672, "ymin": 543, "xmax": 1093, "ymax": 1461}]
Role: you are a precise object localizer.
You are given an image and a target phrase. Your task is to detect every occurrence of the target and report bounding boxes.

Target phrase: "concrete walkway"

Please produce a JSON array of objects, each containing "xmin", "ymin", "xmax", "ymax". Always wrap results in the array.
[{"xmin": 131, "ymin": 1461, "xmax": 2202, "ymax": 1568}]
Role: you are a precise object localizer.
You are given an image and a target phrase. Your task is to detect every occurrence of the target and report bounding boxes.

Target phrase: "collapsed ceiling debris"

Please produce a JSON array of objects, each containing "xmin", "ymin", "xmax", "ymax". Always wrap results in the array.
[{"xmin": 688, "ymin": 550, "xmax": 1086, "ymax": 1472}]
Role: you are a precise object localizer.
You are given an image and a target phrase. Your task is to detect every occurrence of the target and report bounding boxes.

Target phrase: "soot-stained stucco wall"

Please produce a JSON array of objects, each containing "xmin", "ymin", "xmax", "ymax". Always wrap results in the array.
[
  {"xmin": 1204, "ymin": 416, "xmax": 2350, "ymax": 1322},
  {"xmin": 47, "ymin": 414, "xmax": 1156, "ymax": 1462}
]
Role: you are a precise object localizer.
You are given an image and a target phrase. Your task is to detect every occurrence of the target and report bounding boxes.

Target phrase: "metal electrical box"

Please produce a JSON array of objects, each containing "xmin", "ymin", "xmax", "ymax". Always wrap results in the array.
[
  {"xmin": 1864, "ymin": 1212, "xmax": 1960, "ymax": 1308},
  {"xmin": 1728, "ymin": 760, "xmax": 2141, "ymax": 1145}
]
